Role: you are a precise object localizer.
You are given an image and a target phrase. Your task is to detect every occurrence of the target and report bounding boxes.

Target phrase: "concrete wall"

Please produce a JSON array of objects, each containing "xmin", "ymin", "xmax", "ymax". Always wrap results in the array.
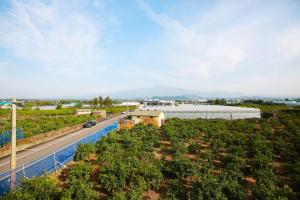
[{"xmin": 131, "ymin": 115, "xmax": 164, "ymax": 127}]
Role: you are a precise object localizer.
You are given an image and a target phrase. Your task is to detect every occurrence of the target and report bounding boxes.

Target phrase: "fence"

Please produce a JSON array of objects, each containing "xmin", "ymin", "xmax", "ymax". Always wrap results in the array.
[
  {"xmin": 0, "ymin": 121, "xmax": 118, "ymax": 195},
  {"xmin": 0, "ymin": 129, "xmax": 24, "ymax": 147}
]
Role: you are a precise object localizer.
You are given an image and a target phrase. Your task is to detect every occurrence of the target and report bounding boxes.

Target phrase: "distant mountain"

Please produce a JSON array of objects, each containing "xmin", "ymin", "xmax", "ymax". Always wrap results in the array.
[{"xmin": 103, "ymin": 86, "xmax": 245, "ymax": 99}]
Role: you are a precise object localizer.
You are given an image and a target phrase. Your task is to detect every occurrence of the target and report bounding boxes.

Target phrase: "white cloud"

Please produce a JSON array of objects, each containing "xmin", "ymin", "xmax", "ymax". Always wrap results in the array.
[
  {"xmin": 137, "ymin": 0, "xmax": 257, "ymax": 79},
  {"xmin": 279, "ymin": 27, "xmax": 300, "ymax": 58},
  {"xmin": 137, "ymin": 0, "xmax": 300, "ymax": 95},
  {"xmin": 0, "ymin": 0, "xmax": 106, "ymax": 80}
]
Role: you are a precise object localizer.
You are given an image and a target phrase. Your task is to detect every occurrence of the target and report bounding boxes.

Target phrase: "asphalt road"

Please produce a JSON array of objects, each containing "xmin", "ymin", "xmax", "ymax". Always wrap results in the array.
[{"xmin": 0, "ymin": 114, "xmax": 126, "ymax": 174}]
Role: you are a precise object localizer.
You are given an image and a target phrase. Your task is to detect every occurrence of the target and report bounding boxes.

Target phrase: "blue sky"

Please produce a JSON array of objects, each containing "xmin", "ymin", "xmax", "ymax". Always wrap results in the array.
[{"xmin": 0, "ymin": 0, "xmax": 300, "ymax": 98}]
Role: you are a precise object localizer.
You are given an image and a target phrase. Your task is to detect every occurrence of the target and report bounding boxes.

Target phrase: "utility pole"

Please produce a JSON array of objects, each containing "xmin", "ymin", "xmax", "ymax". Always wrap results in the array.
[
  {"xmin": 10, "ymin": 97, "xmax": 17, "ymax": 189},
  {"xmin": 126, "ymin": 100, "xmax": 129, "ymax": 113}
]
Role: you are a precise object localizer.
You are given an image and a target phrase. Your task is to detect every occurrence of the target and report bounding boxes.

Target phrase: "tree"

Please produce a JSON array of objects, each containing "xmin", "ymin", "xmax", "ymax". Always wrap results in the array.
[
  {"xmin": 92, "ymin": 97, "xmax": 98, "ymax": 108},
  {"xmin": 164, "ymin": 154, "xmax": 196, "ymax": 179},
  {"xmin": 99, "ymin": 96, "xmax": 104, "ymax": 107},
  {"xmin": 189, "ymin": 174, "xmax": 226, "ymax": 200},
  {"xmin": 165, "ymin": 179, "xmax": 187, "ymax": 200},
  {"xmin": 103, "ymin": 96, "xmax": 113, "ymax": 107},
  {"xmin": 74, "ymin": 143, "xmax": 96, "ymax": 161},
  {"xmin": 62, "ymin": 179, "xmax": 98, "ymax": 200},
  {"xmin": 3, "ymin": 176, "xmax": 60, "ymax": 200},
  {"xmin": 67, "ymin": 161, "xmax": 93, "ymax": 182}
]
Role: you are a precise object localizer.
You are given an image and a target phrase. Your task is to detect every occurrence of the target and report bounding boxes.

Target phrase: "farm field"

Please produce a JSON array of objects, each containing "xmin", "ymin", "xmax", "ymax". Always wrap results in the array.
[
  {"xmin": 2, "ymin": 105, "xmax": 300, "ymax": 199},
  {"xmin": 0, "ymin": 106, "xmax": 134, "ymax": 138}
]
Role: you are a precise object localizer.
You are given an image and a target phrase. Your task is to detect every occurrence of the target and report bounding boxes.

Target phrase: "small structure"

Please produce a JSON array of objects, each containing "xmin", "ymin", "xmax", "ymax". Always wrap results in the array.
[
  {"xmin": 143, "ymin": 99, "xmax": 175, "ymax": 106},
  {"xmin": 118, "ymin": 119, "xmax": 134, "ymax": 129},
  {"xmin": 82, "ymin": 104, "xmax": 92, "ymax": 108},
  {"xmin": 129, "ymin": 110, "xmax": 165, "ymax": 128},
  {"xmin": 76, "ymin": 109, "xmax": 92, "ymax": 115},
  {"xmin": 141, "ymin": 105, "xmax": 261, "ymax": 120},
  {"xmin": 93, "ymin": 110, "xmax": 107, "ymax": 118},
  {"xmin": 62, "ymin": 102, "xmax": 78, "ymax": 108},
  {"xmin": 121, "ymin": 101, "xmax": 140, "ymax": 106},
  {"xmin": 0, "ymin": 101, "xmax": 11, "ymax": 109}
]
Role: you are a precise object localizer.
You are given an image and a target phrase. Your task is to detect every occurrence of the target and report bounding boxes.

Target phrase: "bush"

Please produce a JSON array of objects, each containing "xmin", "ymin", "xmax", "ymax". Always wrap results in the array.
[
  {"xmin": 189, "ymin": 174, "xmax": 226, "ymax": 200},
  {"xmin": 74, "ymin": 143, "xmax": 96, "ymax": 161},
  {"xmin": 164, "ymin": 154, "xmax": 196, "ymax": 179},
  {"xmin": 62, "ymin": 179, "xmax": 98, "ymax": 200},
  {"xmin": 165, "ymin": 179, "xmax": 187, "ymax": 200},
  {"xmin": 2, "ymin": 176, "xmax": 60, "ymax": 200},
  {"xmin": 187, "ymin": 142, "xmax": 201, "ymax": 154},
  {"xmin": 67, "ymin": 161, "xmax": 93, "ymax": 182}
]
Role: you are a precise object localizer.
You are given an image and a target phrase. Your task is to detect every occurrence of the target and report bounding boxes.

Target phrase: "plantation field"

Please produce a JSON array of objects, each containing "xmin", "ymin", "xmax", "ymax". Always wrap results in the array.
[
  {"xmin": 0, "ymin": 106, "xmax": 133, "ymax": 138},
  {"xmin": 3, "ymin": 105, "xmax": 300, "ymax": 199}
]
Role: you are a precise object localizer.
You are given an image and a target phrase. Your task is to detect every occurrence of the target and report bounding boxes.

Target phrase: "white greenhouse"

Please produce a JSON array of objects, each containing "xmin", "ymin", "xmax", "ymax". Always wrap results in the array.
[{"xmin": 141, "ymin": 105, "xmax": 261, "ymax": 120}]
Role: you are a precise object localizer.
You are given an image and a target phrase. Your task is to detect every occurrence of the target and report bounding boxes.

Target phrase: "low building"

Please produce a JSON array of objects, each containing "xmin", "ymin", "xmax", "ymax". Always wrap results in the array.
[
  {"xmin": 143, "ymin": 99, "xmax": 175, "ymax": 106},
  {"xmin": 93, "ymin": 110, "xmax": 107, "ymax": 118},
  {"xmin": 62, "ymin": 103, "xmax": 78, "ymax": 108},
  {"xmin": 273, "ymin": 100, "xmax": 300, "ymax": 106},
  {"xmin": 129, "ymin": 110, "xmax": 165, "ymax": 128},
  {"xmin": 121, "ymin": 101, "xmax": 141, "ymax": 106},
  {"xmin": 76, "ymin": 109, "xmax": 92, "ymax": 115},
  {"xmin": 141, "ymin": 105, "xmax": 261, "ymax": 120},
  {"xmin": 226, "ymin": 99, "xmax": 242, "ymax": 105},
  {"xmin": 82, "ymin": 104, "xmax": 92, "ymax": 108},
  {"xmin": 0, "ymin": 101, "xmax": 11, "ymax": 109}
]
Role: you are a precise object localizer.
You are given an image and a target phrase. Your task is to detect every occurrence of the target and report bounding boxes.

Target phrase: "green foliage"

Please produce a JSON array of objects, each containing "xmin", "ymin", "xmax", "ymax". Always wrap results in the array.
[
  {"xmin": 74, "ymin": 143, "xmax": 96, "ymax": 161},
  {"xmin": 67, "ymin": 161, "xmax": 93, "ymax": 182},
  {"xmin": 165, "ymin": 179, "xmax": 187, "ymax": 200},
  {"xmin": 164, "ymin": 154, "xmax": 196, "ymax": 179},
  {"xmin": 189, "ymin": 174, "xmax": 227, "ymax": 200},
  {"xmin": 62, "ymin": 179, "xmax": 98, "ymax": 200},
  {"xmin": 104, "ymin": 105, "xmax": 136, "ymax": 114},
  {"xmin": 292, "ymin": 162, "xmax": 300, "ymax": 192},
  {"xmin": 3, "ymin": 105, "xmax": 300, "ymax": 199},
  {"xmin": 218, "ymin": 174, "xmax": 247, "ymax": 200},
  {"xmin": 2, "ymin": 176, "xmax": 60, "ymax": 200},
  {"xmin": 96, "ymin": 124, "xmax": 163, "ymax": 193},
  {"xmin": 0, "ymin": 108, "xmax": 95, "ymax": 137},
  {"xmin": 187, "ymin": 142, "xmax": 201, "ymax": 154}
]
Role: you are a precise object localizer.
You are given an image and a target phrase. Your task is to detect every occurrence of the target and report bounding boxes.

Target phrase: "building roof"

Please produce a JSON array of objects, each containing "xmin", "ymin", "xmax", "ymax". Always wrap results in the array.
[
  {"xmin": 144, "ymin": 99, "xmax": 175, "ymax": 102},
  {"xmin": 130, "ymin": 110, "xmax": 163, "ymax": 117},
  {"xmin": 0, "ymin": 101, "xmax": 11, "ymax": 105},
  {"xmin": 141, "ymin": 104, "xmax": 260, "ymax": 113}
]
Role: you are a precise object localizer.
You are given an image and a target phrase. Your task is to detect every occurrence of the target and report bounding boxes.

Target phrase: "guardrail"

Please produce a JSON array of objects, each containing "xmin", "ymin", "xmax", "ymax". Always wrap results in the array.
[{"xmin": 0, "ymin": 121, "xmax": 118, "ymax": 195}]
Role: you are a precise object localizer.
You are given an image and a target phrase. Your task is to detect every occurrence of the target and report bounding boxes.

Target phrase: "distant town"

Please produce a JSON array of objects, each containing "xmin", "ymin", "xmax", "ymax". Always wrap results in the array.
[{"xmin": 1, "ymin": 96, "xmax": 300, "ymax": 110}]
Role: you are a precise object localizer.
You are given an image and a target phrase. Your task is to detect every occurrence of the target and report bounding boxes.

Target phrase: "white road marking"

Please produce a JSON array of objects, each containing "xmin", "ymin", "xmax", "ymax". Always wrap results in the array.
[
  {"xmin": 0, "ymin": 118, "xmax": 119, "ymax": 170},
  {"xmin": 0, "ymin": 117, "xmax": 122, "ymax": 172}
]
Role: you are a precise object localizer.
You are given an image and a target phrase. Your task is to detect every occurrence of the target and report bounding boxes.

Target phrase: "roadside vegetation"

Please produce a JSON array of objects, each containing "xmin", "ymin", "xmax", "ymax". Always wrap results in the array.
[
  {"xmin": 0, "ymin": 105, "xmax": 134, "ymax": 138},
  {"xmin": 2, "ymin": 104, "xmax": 300, "ymax": 199}
]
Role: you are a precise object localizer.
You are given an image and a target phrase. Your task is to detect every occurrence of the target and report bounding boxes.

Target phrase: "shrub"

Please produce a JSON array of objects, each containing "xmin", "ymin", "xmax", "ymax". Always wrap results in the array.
[
  {"xmin": 164, "ymin": 154, "xmax": 196, "ymax": 179},
  {"xmin": 62, "ymin": 179, "xmax": 98, "ymax": 200},
  {"xmin": 189, "ymin": 174, "xmax": 226, "ymax": 200},
  {"xmin": 74, "ymin": 143, "xmax": 96, "ymax": 161},
  {"xmin": 165, "ymin": 179, "xmax": 187, "ymax": 200},
  {"xmin": 67, "ymin": 161, "xmax": 93, "ymax": 182},
  {"xmin": 2, "ymin": 176, "xmax": 60, "ymax": 200},
  {"xmin": 187, "ymin": 143, "xmax": 201, "ymax": 154}
]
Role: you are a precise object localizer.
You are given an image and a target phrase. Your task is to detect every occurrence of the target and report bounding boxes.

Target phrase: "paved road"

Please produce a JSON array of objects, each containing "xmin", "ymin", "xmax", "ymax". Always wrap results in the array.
[{"xmin": 0, "ymin": 114, "xmax": 126, "ymax": 173}]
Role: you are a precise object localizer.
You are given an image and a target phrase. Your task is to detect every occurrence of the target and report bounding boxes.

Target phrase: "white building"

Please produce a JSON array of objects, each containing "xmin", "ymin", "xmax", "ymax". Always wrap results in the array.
[
  {"xmin": 121, "ymin": 101, "xmax": 141, "ymax": 106},
  {"xmin": 143, "ymin": 99, "xmax": 175, "ymax": 106},
  {"xmin": 62, "ymin": 103, "xmax": 78, "ymax": 108},
  {"xmin": 141, "ymin": 104, "xmax": 261, "ymax": 120},
  {"xmin": 76, "ymin": 109, "xmax": 92, "ymax": 115}
]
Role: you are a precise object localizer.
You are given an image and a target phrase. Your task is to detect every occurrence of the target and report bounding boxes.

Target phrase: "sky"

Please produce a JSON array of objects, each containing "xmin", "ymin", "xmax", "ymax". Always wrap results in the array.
[{"xmin": 0, "ymin": 0, "xmax": 300, "ymax": 98}]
